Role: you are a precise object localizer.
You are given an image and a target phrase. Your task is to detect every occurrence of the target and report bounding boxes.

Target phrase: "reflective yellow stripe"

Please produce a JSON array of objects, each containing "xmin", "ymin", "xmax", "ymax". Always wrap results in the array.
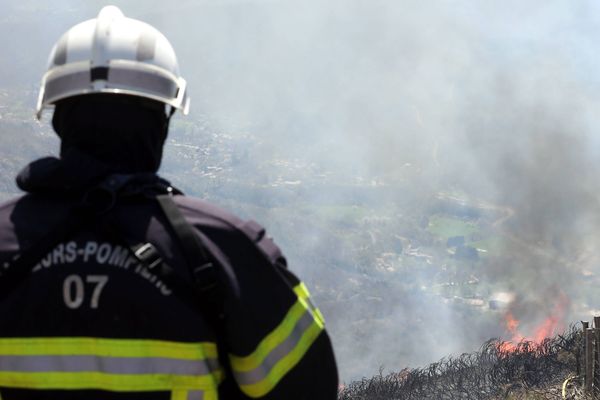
[
  {"xmin": 293, "ymin": 282, "xmax": 326, "ymax": 325},
  {"xmin": 0, "ymin": 338, "xmax": 222, "ymax": 392},
  {"xmin": 204, "ymin": 390, "xmax": 218, "ymax": 400},
  {"xmin": 292, "ymin": 282, "xmax": 310, "ymax": 299},
  {"xmin": 238, "ymin": 321, "xmax": 322, "ymax": 398},
  {"xmin": 172, "ymin": 389, "xmax": 188, "ymax": 400},
  {"xmin": 229, "ymin": 282, "xmax": 325, "ymax": 397},
  {"xmin": 230, "ymin": 301, "xmax": 305, "ymax": 372},
  {"xmin": 0, "ymin": 371, "xmax": 223, "ymax": 391},
  {"xmin": 0, "ymin": 338, "xmax": 217, "ymax": 360}
]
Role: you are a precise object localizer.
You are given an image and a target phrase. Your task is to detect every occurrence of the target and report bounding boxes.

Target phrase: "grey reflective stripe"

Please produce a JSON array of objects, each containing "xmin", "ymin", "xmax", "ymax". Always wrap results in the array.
[
  {"xmin": 44, "ymin": 70, "xmax": 91, "ymax": 102},
  {"xmin": 305, "ymin": 297, "xmax": 319, "ymax": 316},
  {"xmin": 43, "ymin": 66, "xmax": 178, "ymax": 106},
  {"xmin": 233, "ymin": 310, "xmax": 315, "ymax": 385},
  {"xmin": 0, "ymin": 355, "xmax": 220, "ymax": 376},
  {"xmin": 109, "ymin": 67, "xmax": 177, "ymax": 98},
  {"xmin": 187, "ymin": 390, "xmax": 204, "ymax": 400}
]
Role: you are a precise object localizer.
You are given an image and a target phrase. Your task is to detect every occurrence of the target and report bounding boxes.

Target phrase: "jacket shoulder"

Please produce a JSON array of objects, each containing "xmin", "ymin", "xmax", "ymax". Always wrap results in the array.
[
  {"xmin": 172, "ymin": 195, "xmax": 244, "ymax": 230},
  {"xmin": 172, "ymin": 195, "xmax": 285, "ymax": 266}
]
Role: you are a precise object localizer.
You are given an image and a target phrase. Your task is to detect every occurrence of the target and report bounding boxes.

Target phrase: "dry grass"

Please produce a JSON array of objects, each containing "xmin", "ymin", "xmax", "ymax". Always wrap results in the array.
[{"xmin": 338, "ymin": 326, "xmax": 583, "ymax": 400}]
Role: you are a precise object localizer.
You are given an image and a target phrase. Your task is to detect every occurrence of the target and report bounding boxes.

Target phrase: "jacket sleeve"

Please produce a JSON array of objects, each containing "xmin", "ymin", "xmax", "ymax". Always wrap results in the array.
[{"xmin": 213, "ymin": 219, "xmax": 339, "ymax": 400}]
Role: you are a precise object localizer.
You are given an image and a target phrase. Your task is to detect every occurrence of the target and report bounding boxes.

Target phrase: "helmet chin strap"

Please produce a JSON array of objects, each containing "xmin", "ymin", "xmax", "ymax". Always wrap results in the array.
[
  {"xmin": 166, "ymin": 104, "xmax": 176, "ymax": 120},
  {"xmin": 164, "ymin": 105, "xmax": 176, "ymax": 136}
]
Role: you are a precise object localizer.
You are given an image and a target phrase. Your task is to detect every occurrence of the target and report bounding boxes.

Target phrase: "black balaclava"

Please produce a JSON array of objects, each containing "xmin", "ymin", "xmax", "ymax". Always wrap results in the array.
[{"xmin": 52, "ymin": 94, "xmax": 170, "ymax": 174}]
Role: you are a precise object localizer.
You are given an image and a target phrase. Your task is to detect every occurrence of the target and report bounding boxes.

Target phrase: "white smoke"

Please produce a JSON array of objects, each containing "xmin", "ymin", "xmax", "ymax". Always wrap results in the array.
[{"xmin": 4, "ymin": 0, "xmax": 600, "ymax": 382}]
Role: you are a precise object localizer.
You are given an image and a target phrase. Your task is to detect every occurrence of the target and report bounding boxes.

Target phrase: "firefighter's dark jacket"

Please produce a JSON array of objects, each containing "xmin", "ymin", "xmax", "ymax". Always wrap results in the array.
[{"xmin": 0, "ymin": 153, "xmax": 338, "ymax": 399}]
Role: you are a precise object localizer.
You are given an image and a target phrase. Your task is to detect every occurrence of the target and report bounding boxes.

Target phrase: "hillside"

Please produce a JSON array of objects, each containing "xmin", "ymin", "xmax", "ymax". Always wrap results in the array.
[{"xmin": 339, "ymin": 326, "xmax": 583, "ymax": 400}]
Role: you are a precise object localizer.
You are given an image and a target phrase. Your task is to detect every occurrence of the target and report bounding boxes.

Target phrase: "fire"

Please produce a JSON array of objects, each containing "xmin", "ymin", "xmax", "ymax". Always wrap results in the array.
[
  {"xmin": 498, "ymin": 291, "xmax": 570, "ymax": 353},
  {"xmin": 498, "ymin": 312, "xmax": 524, "ymax": 352},
  {"xmin": 532, "ymin": 313, "xmax": 561, "ymax": 342},
  {"xmin": 505, "ymin": 313, "xmax": 520, "ymax": 334}
]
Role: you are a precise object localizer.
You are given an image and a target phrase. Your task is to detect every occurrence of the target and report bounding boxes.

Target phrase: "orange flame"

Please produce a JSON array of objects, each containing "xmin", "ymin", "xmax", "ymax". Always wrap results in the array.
[
  {"xmin": 498, "ymin": 291, "xmax": 570, "ymax": 353},
  {"xmin": 505, "ymin": 312, "xmax": 520, "ymax": 334},
  {"xmin": 498, "ymin": 312, "xmax": 524, "ymax": 352}
]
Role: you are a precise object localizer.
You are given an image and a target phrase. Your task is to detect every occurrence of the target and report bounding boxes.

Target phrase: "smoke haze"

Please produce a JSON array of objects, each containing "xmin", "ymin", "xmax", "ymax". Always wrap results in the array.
[{"xmin": 3, "ymin": 0, "xmax": 600, "ymax": 382}]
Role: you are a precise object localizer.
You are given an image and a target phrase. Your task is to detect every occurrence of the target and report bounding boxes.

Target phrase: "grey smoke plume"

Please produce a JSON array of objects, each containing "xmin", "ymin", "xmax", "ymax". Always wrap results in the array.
[{"xmin": 3, "ymin": 0, "xmax": 600, "ymax": 382}]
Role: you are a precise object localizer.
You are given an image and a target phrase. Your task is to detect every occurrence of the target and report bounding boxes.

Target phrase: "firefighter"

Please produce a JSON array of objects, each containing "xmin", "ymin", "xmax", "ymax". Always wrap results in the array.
[{"xmin": 0, "ymin": 6, "xmax": 338, "ymax": 400}]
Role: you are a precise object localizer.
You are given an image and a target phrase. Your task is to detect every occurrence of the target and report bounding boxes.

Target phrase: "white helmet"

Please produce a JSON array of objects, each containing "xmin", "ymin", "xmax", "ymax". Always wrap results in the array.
[{"xmin": 36, "ymin": 5, "xmax": 190, "ymax": 119}]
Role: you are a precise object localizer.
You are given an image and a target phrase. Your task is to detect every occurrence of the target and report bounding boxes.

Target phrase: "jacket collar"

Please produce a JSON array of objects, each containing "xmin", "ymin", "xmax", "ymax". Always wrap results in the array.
[{"xmin": 16, "ymin": 149, "xmax": 168, "ymax": 196}]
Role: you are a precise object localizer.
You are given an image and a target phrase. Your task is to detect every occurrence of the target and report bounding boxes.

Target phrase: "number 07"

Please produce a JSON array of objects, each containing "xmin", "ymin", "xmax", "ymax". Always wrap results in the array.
[{"xmin": 63, "ymin": 274, "xmax": 109, "ymax": 309}]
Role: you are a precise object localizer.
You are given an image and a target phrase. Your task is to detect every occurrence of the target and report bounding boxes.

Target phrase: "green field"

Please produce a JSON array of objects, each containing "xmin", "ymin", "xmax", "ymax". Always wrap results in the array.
[
  {"xmin": 427, "ymin": 214, "xmax": 479, "ymax": 238},
  {"xmin": 470, "ymin": 237, "xmax": 504, "ymax": 254},
  {"xmin": 427, "ymin": 214, "xmax": 505, "ymax": 257}
]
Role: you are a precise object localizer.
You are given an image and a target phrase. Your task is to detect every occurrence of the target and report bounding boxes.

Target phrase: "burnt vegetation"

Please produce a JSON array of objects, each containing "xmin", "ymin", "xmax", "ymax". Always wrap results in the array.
[{"xmin": 339, "ymin": 325, "xmax": 583, "ymax": 400}]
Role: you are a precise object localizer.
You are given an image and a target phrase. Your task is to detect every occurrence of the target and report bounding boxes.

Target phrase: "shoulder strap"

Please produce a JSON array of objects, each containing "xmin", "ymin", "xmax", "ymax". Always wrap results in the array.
[
  {"xmin": 103, "ymin": 194, "xmax": 224, "ymax": 320},
  {"xmin": 102, "ymin": 224, "xmax": 211, "ymax": 312},
  {"xmin": 155, "ymin": 195, "xmax": 223, "ymax": 308}
]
